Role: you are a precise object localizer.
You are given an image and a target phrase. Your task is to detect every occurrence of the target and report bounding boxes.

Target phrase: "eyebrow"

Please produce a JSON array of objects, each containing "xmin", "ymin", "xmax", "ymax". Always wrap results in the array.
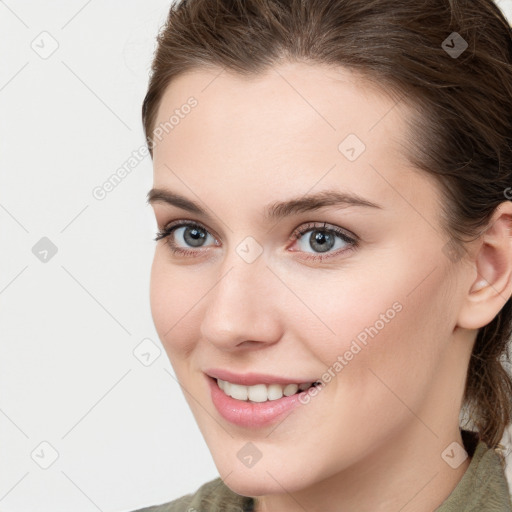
[{"xmin": 146, "ymin": 187, "xmax": 382, "ymax": 221}]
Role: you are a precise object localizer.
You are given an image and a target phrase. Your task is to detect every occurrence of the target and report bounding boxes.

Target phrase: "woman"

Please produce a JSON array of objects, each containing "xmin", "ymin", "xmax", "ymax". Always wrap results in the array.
[{"xmin": 134, "ymin": 0, "xmax": 512, "ymax": 510}]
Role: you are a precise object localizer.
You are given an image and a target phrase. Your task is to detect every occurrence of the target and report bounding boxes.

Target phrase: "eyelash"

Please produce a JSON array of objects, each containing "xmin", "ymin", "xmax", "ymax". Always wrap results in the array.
[{"xmin": 154, "ymin": 220, "xmax": 359, "ymax": 262}]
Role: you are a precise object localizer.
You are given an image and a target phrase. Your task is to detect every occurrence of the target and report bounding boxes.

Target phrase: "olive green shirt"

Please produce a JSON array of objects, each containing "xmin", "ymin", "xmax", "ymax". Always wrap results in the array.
[{"xmin": 133, "ymin": 435, "xmax": 512, "ymax": 511}]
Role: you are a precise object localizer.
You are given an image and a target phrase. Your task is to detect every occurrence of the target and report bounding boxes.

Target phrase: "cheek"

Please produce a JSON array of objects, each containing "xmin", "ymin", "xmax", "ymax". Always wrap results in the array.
[
  {"xmin": 282, "ymin": 264, "xmax": 407, "ymax": 365},
  {"xmin": 149, "ymin": 250, "xmax": 199, "ymax": 357},
  {"xmin": 297, "ymin": 249, "xmax": 453, "ymax": 404},
  {"xmin": 285, "ymin": 269, "xmax": 453, "ymax": 473}
]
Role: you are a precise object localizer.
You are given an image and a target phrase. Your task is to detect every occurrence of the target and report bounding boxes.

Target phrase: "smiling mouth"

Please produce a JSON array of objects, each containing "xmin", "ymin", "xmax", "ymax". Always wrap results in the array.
[{"xmin": 215, "ymin": 377, "xmax": 322, "ymax": 402}]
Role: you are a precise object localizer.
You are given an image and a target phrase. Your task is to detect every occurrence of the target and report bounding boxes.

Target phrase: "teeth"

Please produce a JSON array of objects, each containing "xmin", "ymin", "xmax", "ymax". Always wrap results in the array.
[
  {"xmin": 267, "ymin": 384, "xmax": 283, "ymax": 400},
  {"xmin": 248, "ymin": 384, "xmax": 267, "ymax": 402},
  {"xmin": 217, "ymin": 379, "xmax": 316, "ymax": 402},
  {"xmin": 229, "ymin": 383, "xmax": 248, "ymax": 401},
  {"xmin": 283, "ymin": 383, "xmax": 299, "ymax": 396}
]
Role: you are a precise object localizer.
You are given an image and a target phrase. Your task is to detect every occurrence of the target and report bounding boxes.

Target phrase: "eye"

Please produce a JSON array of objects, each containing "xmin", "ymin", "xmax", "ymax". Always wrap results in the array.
[
  {"xmin": 154, "ymin": 221, "xmax": 219, "ymax": 257},
  {"xmin": 289, "ymin": 221, "xmax": 358, "ymax": 261},
  {"xmin": 154, "ymin": 220, "xmax": 358, "ymax": 261}
]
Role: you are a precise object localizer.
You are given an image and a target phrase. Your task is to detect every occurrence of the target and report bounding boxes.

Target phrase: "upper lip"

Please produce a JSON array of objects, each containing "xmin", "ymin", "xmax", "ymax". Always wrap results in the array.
[{"xmin": 205, "ymin": 368, "xmax": 317, "ymax": 386}]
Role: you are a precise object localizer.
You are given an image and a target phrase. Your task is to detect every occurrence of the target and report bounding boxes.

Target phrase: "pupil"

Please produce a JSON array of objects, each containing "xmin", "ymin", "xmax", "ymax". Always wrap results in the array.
[
  {"xmin": 310, "ymin": 230, "xmax": 334, "ymax": 253},
  {"xmin": 185, "ymin": 227, "xmax": 206, "ymax": 247}
]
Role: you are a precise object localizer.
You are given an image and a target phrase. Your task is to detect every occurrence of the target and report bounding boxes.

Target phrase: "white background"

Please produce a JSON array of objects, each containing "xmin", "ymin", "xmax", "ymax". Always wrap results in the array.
[{"xmin": 1, "ymin": 1, "xmax": 512, "ymax": 511}]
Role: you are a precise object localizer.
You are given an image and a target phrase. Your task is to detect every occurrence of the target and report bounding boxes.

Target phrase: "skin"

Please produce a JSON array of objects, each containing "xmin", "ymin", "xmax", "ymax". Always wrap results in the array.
[{"xmin": 147, "ymin": 61, "xmax": 512, "ymax": 512}]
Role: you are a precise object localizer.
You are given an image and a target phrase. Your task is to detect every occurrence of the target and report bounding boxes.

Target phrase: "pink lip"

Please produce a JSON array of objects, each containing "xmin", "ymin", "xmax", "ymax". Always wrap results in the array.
[
  {"xmin": 204, "ymin": 368, "xmax": 316, "ymax": 386},
  {"xmin": 207, "ymin": 375, "xmax": 311, "ymax": 428}
]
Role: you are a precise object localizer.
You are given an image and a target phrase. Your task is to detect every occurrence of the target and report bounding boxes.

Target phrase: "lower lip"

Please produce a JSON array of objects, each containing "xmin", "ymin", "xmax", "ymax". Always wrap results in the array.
[{"xmin": 207, "ymin": 376, "xmax": 310, "ymax": 428}]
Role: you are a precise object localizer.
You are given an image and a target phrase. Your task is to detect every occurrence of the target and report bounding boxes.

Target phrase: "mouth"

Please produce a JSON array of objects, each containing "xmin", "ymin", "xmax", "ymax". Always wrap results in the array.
[
  {"xmin": 206, "ymin": 374, "xmax": 323, "ymax": 428},
  {"xmin": 204, "ymin": 369, "xmax": 324, "ymax": 427},
  {"xmin": 213, "ymin": 377, "xmax": 322, "ymax": 403}
]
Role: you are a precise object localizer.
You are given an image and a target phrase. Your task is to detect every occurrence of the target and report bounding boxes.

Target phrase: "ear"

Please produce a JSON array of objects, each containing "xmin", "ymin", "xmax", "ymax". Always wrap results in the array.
[{"xmin": 457, "ymin": 201, "xmax": 512, "ymax": 330}]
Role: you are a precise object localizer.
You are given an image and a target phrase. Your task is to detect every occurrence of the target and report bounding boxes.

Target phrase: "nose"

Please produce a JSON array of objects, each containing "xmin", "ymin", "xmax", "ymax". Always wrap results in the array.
[{"xmin": 199, "ymin": 254, "xmax": 283, "ymax": 351}]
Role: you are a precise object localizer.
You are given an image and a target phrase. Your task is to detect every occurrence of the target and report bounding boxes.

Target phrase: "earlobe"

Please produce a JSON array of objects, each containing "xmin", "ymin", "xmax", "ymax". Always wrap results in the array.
[{"xmin": 456, "ymin": 202, "xmax": 512, "ymax": 330}]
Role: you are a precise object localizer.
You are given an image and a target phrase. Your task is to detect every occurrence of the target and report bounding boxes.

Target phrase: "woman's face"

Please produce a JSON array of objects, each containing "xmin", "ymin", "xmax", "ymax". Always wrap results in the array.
[{"xmin": 148, "ymin": 62, "xmax": 473, "ymax": 498}]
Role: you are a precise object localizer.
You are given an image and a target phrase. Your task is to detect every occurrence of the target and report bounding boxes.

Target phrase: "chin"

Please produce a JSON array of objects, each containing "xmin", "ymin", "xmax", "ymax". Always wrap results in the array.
[
  {"xmin": 221, "ymin": 471, "xmax": 295, "ymax": 497},
  {"xmin": 213, "ymin": 453, "xmax": 321, "ymax": 497}
]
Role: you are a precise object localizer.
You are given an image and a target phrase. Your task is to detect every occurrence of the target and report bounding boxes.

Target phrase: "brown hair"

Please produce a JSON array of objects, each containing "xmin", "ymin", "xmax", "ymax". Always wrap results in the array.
[{"xmin": 142, "ymin": 0, "xmax": 512, "ymax": 448}]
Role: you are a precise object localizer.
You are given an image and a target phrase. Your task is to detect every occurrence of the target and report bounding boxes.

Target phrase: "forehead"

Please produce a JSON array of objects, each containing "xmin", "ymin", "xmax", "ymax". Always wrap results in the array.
[
  {"xmin": 153, "ymin": 61, "xmax": 403, "ymax": 145},
  {"xmin": 151, "ymin": 61, "xmax": 438, "ymax": 214}
]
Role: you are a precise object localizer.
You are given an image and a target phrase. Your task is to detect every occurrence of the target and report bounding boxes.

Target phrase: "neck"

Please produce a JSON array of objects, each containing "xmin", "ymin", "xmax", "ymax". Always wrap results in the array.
[{"xmin": 253, "ymin": 424, "xmax": 472, "ymax": 512}]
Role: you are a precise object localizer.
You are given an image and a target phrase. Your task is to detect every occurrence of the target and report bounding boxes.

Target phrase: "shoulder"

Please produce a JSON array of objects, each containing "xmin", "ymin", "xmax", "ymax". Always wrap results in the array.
[
  {"xmin": 437, "ymin": 433, "xmax": 512, "ymax": 511},
  {"xmin": 469, "ymin": 443, "xmax": 512, "ymax": 511},
  {"xmin": 131, "ymin": 477, "xmax": 253, "ymax": 512}
]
